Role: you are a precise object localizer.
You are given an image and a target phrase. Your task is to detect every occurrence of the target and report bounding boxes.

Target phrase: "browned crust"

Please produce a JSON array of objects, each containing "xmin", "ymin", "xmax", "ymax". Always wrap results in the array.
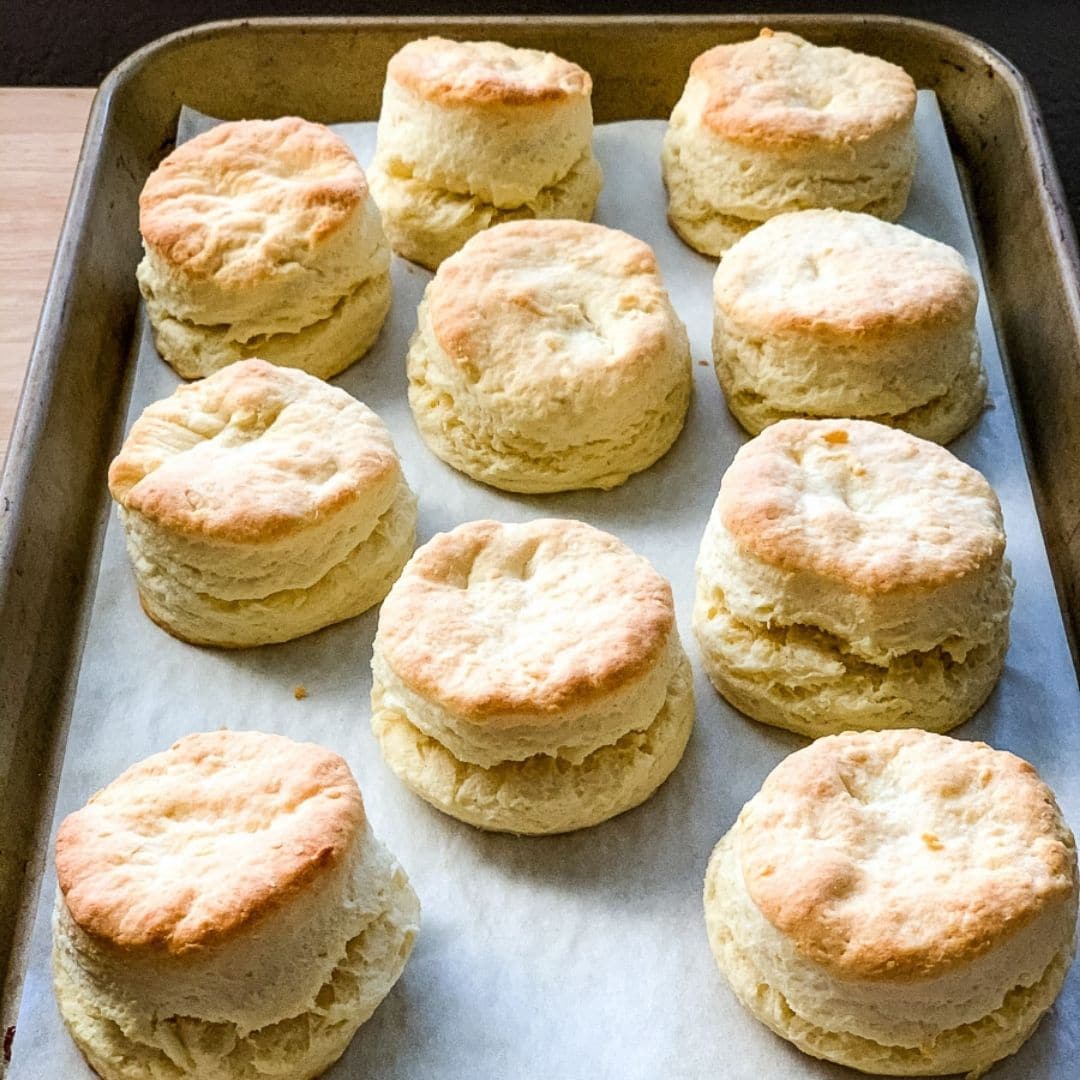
[
  {"xmin": 377, "ymin": 519, "xmax": 675, "ymax": 718},
  {"xmin": 690, "ymin": 29, "xmax": 916, "ymax": 148},
  {"xmin": 718, "ymin": 419, "xmax": 1005, "ymax": 592},
  {"xmin": 713, "ymin": 213, "xmax": 978, "ymax": 340},
  {"xmin": 55, "ymin": 730, "xmax": 365, "ymax": 954},
  {"xmin": 387, "ymin": 36, "xmax": 591, "ymax": 107},
  {"xmin": 107, "ymin": 359, "xmax": 400, "ymax": 544},
  {"xmin": 738, "ymin": 730, "xmax": 1078, "ymax": 981},
  {"xmin": 139, "ymin": 117, "xmax": 366, "ymax": 282},
  {"xmin": 752, "ymin": 294, "xmax": 974, "ymax": 339},
  {"xmin": 429, "ymin": 219, "xmax": 667, "ymax": 374}
]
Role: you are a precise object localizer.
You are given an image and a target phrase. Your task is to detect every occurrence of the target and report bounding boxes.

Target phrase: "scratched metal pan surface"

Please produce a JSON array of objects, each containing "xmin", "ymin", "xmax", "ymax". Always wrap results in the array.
[{"xmin": 0, "ymin": 15, "xmax": 1078, "ymax": 1079}]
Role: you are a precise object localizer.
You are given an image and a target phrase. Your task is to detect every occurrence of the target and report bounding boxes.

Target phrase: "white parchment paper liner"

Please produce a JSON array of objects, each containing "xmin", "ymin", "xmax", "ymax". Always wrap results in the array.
[{"xmin": 10, "ymin": 95, "xmax": 1079, "ymax": 1079}]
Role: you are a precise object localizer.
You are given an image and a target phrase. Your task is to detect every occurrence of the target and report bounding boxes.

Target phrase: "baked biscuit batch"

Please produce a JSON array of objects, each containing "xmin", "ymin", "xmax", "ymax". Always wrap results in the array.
[{"xmin": 48, "ymin": 26, "xmax": 1078, "ymax": 1080}]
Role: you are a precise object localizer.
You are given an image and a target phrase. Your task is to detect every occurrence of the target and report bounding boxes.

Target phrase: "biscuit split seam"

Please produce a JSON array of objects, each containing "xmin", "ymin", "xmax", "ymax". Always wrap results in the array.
[{"xmin": 370, "ymin": 519, "xmax": 695, "ymax": 834}]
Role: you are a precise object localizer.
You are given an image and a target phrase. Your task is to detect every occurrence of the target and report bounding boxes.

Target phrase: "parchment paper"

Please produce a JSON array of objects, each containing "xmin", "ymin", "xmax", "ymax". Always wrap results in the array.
[{"xmin": 10, "ymin": 94, "xmax": 1080, "ymax": 1079}]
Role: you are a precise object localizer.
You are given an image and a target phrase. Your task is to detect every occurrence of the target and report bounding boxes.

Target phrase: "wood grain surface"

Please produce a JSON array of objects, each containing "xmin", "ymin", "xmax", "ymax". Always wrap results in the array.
[{"xmin": 0, "ymin": 88, "xmax": 94, "ymax": 457}]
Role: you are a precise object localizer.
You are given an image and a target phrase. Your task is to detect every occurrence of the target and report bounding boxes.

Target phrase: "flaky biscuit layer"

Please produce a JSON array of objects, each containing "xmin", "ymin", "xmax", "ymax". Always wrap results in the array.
[
  {"xmin": 373, "ymin": 649, "xmax": 694, "ymax": 835},
  {"xmin": 712, "ymin": 211, "xmax": 986, "ymax": 441},
  {"xmin": 141, "ymin": 246, "xmax": 391, "ymax": 382},
  {"xmin": 110, "ymin": 360, "xmax": 414, "ymax": 645},
  {"xmin": 693, "ymin": 589, "xmax": 1009, "ymax": 738},
  {"xmin": 137, "ymin": 118, "xmax": 390, "ymax": 378},
  {"xmin": 720, "ymin": 337, "xmax": 987, "ymax": 445},
  {"xmin": 661, "ymin": 30, "xmax": 916, "ymax": 255},
  {"xmin": 368, "ymin": 150, "xmax": 602, "ymax": 271},
  {"xmin": 130, "ymin": 477, "xmax": 416, "ymax": 648},
  {"xmin": 406, "ymin": 220, "xmax": 691, "ymax": 491},
  {"xmin": 703, "ymin": 732, "xmax": 1077, "ymax": 1075},
  {"xmin": 55, "ymin": 809, "xmax": 418, "ymax": 1079}
]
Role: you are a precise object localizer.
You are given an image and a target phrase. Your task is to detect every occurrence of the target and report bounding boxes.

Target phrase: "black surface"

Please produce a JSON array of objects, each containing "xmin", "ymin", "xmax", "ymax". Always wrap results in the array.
[{"xmin": 5, "ymin": 2, "xmax": 1079, "ymax": 233}]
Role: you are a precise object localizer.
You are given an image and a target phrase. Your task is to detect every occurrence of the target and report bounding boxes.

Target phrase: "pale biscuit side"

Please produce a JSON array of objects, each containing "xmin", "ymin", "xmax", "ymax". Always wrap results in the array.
[
  {"xmin": 129, "ymin": 478, "xmax": 416, "ymax": 648},
  {"xmin": 369, "ymin": 152, "xmax": 602, "ymax": 272},
  {"xmin": 138, "ymin": 196, "xmax": 389, "ymax": 338},
  {"xmin": 371, "ymin": 630, "xmax": 683, "ymax": 767},
  {"xmin": 143, "ymin": 266, "xmax": 392, "ymax": 382},
  {"xmin": 373, "ymin": 649, "xmax": 694, "ymax": 835}
]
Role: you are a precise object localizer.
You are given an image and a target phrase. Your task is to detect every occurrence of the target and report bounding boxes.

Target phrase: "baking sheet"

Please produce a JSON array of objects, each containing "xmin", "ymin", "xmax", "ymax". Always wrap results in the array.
[{"xmin": 9, "ymin": 94, "xmax": 1080, "ymax": 1079}]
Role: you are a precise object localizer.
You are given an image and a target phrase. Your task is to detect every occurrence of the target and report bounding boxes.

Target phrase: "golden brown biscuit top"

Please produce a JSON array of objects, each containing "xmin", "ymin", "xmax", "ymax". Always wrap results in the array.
[
  {"xmin": 690, "ymin": 29, "xmax": 916, "ymax": 146},
  {"xmin": 108, "ymin": 359, "xmax": 400, "ymax": 542},
  {"xmin": 718, "ymin": 419, "xmax": 1004, "ymax": 593},
  {"xmin": 713, "ymin": 210, "xmax": 978, "ymax": 338},
  {"xmin": 56, "ymin": 730, "xmax": 365, "ymax": 954},
  {"xmin": 387, "ymin": 36, "xmax": 591, "ymax": 107},
  {"xmin": 139, "ymin": 117, "xmax": 366, "ymax": 283},
  {"xmin": 738, "ymin": 730, "xmax": 1077, "ymax": 981},
  {"xmin": 377, "ymin": 518, "xmax": 675, "ymax": 718},
  {"xmin": 428, "ymin": 220, "xmax": 674, "ymax": 393}
]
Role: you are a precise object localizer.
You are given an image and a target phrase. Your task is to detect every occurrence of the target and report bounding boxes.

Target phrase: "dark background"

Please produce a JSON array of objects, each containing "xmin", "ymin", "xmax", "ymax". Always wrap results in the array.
[{"xmin": 6, "ymin": 1, "xmax": 1079, "ymax": 231}]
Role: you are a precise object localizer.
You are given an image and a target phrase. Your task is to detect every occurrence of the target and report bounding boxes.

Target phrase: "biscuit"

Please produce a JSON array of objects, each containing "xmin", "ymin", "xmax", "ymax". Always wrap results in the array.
[
  {"xmin": 713, "ymin": 210, "xmax": 987, "ymax": 442},
  {"xmin": 407, "ymin": 220, "xmax": 692, "ymax": 493},
  {"xmin": 369, "ymin": 37, "xmax": 603, "ymax": 269},
  {"xmin": 662, "ymin": 29, "xmax": 917, "ymax": 256},
  {"xmin": 137, "ymin": 117, "xmax": 391, "ymax": 379},
  {"xmin": 108, "ymin": 359, "xmax": 416, "ymax": 647},
  {"xmin": 53, "ymin": 730, "xmax": 420, "ymax": 1080},
  {"xmin": 370, "ymin": 519, "xmax": 694, "ymax": 834},
  {"xmin": 704, "ymin": 730, "xmax": 1078, "ymax": 1076},
  {"xmin": 693, "ymin": 419, "xmax": 1013, "ymax": 736}
]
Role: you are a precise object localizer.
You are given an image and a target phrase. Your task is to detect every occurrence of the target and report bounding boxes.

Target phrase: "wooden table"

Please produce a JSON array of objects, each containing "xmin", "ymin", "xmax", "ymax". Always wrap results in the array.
[{"xmin": 0, "ymin": 87, "xmax": 95, "ymax": 457}]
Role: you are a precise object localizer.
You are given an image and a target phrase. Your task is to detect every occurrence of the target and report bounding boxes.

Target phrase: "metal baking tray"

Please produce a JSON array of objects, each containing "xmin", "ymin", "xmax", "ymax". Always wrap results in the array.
[{"xmin": 2, "ymin": 14, "xmax": 1078, "ymax": 1076}]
